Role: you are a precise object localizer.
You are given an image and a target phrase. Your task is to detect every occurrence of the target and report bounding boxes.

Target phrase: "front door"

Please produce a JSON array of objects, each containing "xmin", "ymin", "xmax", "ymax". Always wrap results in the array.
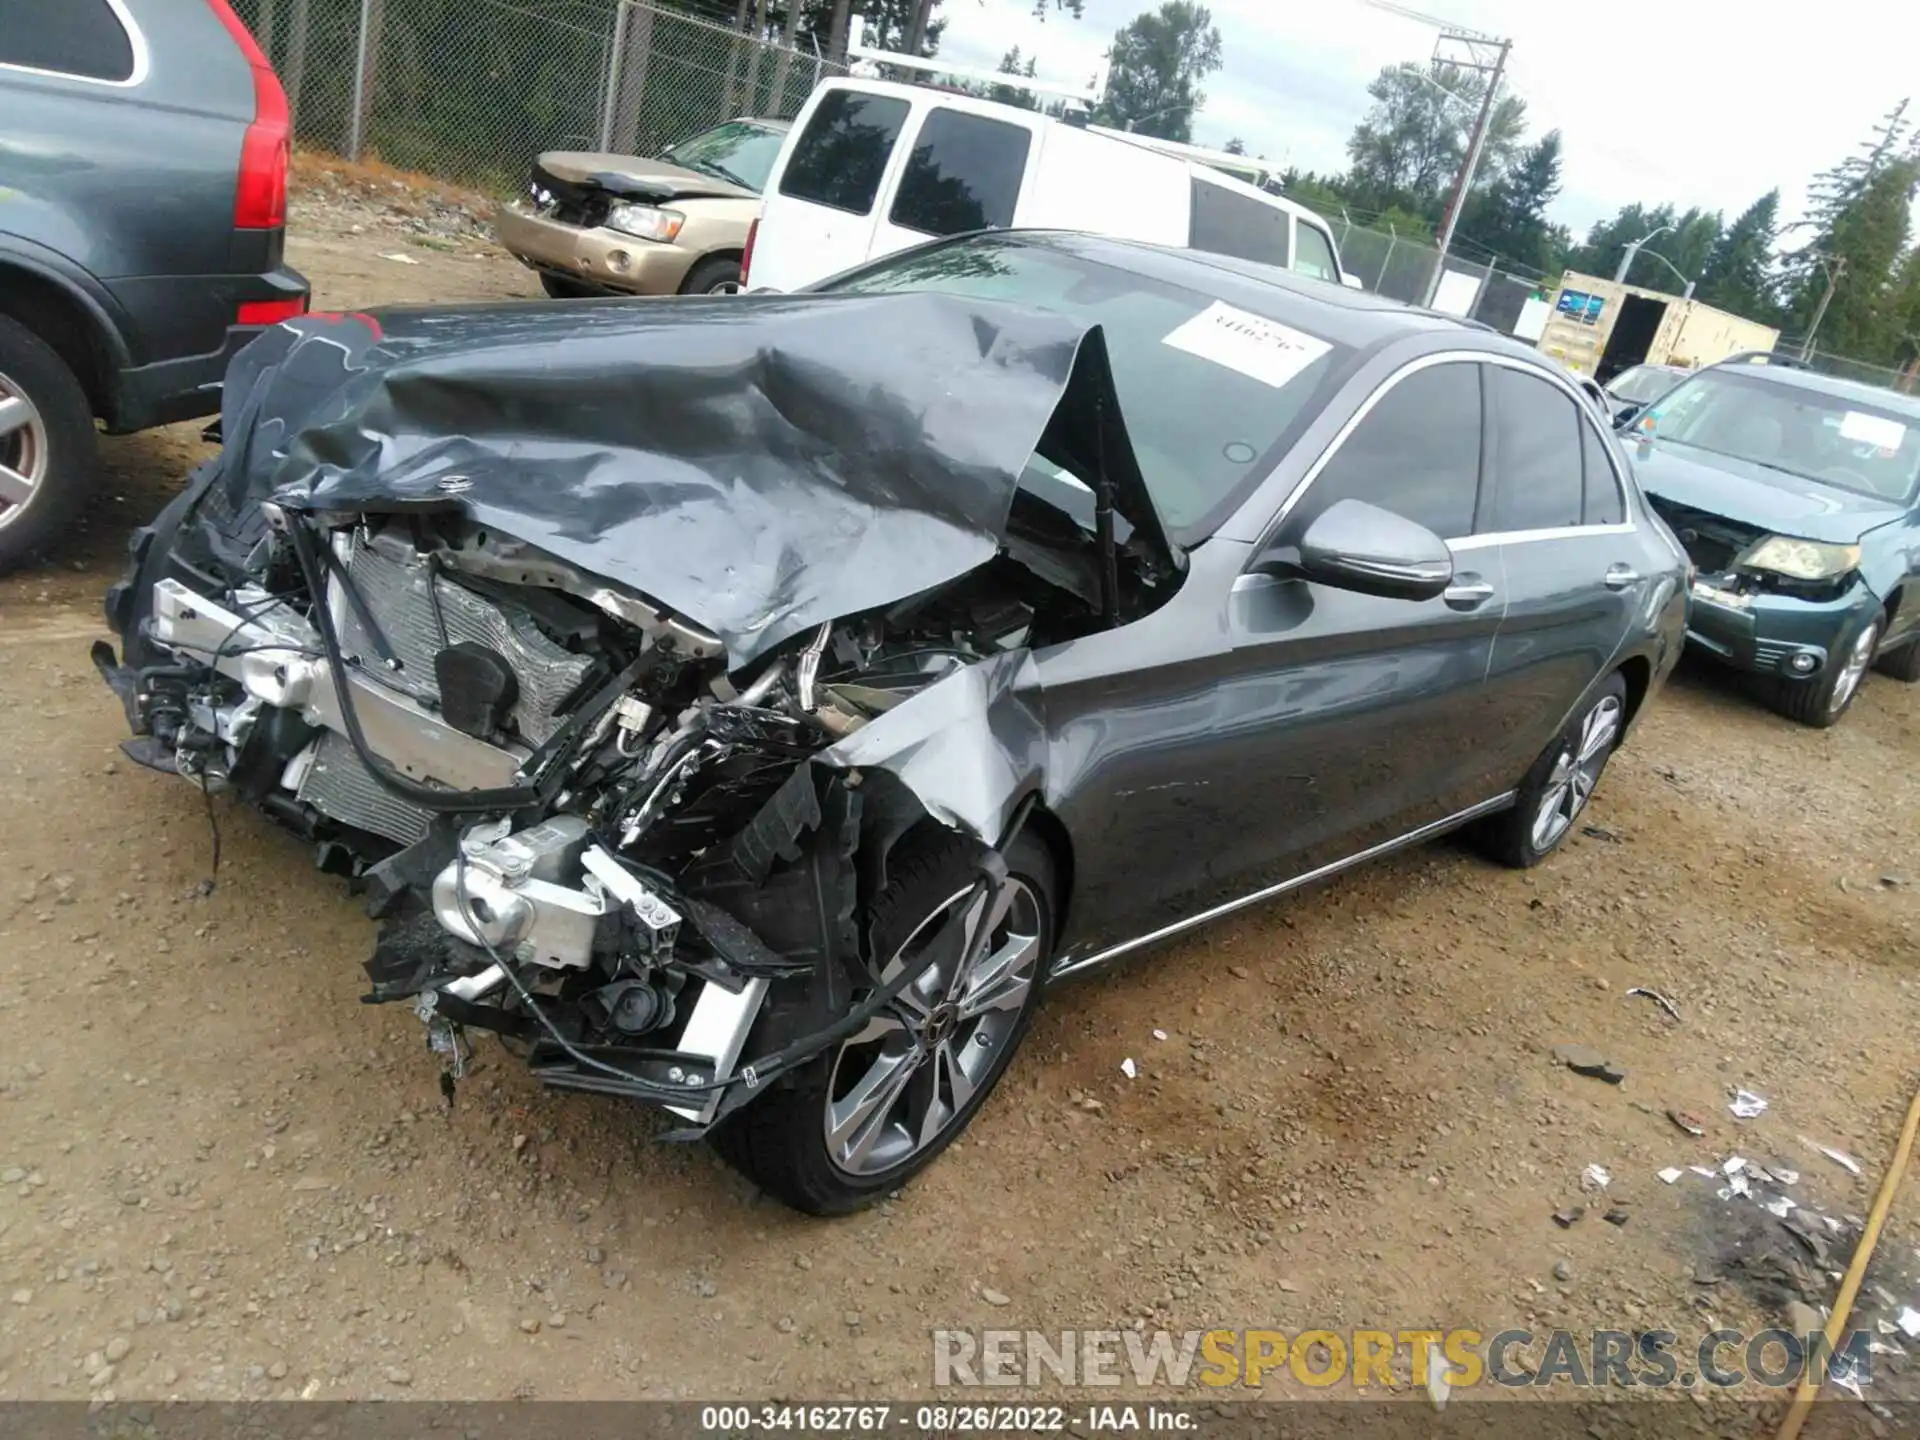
[
  {"xmin": 750, "ymin": 86, "xmax": 909, "ymax": 293},
  {"xmin": 1045, "ymin": 358, "xmax": 1509, "ymax": 954}
]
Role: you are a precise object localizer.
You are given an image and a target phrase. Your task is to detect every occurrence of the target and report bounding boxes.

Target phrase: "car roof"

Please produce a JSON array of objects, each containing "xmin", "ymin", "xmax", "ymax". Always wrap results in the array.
[
  {"xmin": 994, "ymin": 230, "xmax": 1508, "ymax": 353},
  {"xmin": 1718, "ymin": 360, "xmax": 1920, "ymax": 418}
]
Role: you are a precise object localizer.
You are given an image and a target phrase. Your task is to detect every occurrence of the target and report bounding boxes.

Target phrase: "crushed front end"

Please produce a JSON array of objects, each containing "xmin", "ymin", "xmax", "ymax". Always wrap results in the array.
[{"xmin": 92, "ymin": 296, "xmax": 1177, "ymax": 1140}]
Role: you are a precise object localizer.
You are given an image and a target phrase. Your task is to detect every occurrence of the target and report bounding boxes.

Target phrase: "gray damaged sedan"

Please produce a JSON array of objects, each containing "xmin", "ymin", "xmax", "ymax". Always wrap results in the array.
[{"xmin": 94, "ymin": 232, "xmax": 1688, "ymax": 1213}]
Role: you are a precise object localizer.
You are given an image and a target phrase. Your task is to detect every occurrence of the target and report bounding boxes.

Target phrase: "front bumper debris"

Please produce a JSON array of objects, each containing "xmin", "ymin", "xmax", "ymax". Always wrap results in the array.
[
  {"xmin": 1684, "ymin": 572, "xmax": 1879, "ymax": 677},
  {"xmin": 493, "ymin": 202, "xmax": 695, "ymax": 295}
]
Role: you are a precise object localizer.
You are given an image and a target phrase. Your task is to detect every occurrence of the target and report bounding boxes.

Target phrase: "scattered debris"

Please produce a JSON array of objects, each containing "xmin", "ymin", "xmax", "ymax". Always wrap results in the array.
[
  {"xmin": 1554, "ymin": 1044, "xmax": 1627, "ymax": 1083},
  {"xmin": 1658, "ymin": 1167, "xmax": 1684, "ymax": 1184},
  {"xmin": 1728, "ymin": 1089, "xmax": 1769, "ymax": 1120},
  {"xmin": 1151, "ymin": 1029, "xmax": 1167, "ymax": 1041},
  {"xmin": 1603, "ymin": 1207, "xmax": 1631, "ymax": 1227},
  {"xmin": 1800, "ymin": 1136, "xmax": 1863, "ymax": 1175},
  {"xmin": 1552, "ymin": 1207, "xmax": 1585, "ymax": 1227},
  {"xmin": 1580, "ymin": 823, "xmax": 1621, "ymax": 842},
  {"xmin": 1723, "ymin": 1157, "xmax": 1748, "ymax": 1176},
  {"xmin": 380, "ymin": 251, "xmax": 421, "ymax": 265},
  {"xmin": 1764, "ymin": 1196, "xmax": 1796, "ymax": 1218},
  {"xmin": 1668, "ymin": 1108, "xmax": 1707, "ymax": 1137},
  {"xmin": 1425, "ymin": 1340, "xmax": 1450, "ymax": 1412},
  {"xmin": 1552, "ymin": 1259, "xmax": 1573, "ymax": 1282},
  {"xmin": 1581, "ymin": 1164, "xmax": 1612, "ymax": 1191},
  {"xmin": 1784, "ymin": 1301, "xmax": 1826, "ymax": 1337},
  {"xmin": 1898, "ymin": 1308, "xmax": 1920, "ymax": 1340},
  {"xmin": 1119, "ymin": 1058, "xmax": 1137, "ymax": 1080},
  {"xmin": 1626, "ymin": 987, "xmax": 1681, "ymax": 1021}
]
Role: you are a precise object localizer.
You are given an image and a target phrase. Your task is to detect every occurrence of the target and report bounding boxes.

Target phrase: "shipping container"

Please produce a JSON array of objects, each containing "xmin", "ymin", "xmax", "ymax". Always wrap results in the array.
[{"xmin": 1534, "ymin": 269, "xmax": 1779, "ymax": 383}]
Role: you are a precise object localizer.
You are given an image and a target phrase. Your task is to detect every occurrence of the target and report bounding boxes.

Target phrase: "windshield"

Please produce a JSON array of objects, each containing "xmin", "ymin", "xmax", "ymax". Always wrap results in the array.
[
  {"xmin": 1608, "ymin": 366, "xmax": 1683, "ymax": 404},
  {"xmin": 661, "ymin": 121, "xmax": 786, "ymax": 192},
  {"xmin": 822, "ymin": 237, "xmax": 1350, "ymax": 532},
  {"xmin": 1642, "ymin": 368, "xmax": 1920, "ymax": 503}
]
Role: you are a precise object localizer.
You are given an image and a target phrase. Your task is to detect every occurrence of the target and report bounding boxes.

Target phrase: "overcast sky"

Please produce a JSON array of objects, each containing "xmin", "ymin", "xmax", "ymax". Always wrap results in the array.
[{"xmin": 931, "ymin": 0, "xmax": 1919, "ymax": 238}]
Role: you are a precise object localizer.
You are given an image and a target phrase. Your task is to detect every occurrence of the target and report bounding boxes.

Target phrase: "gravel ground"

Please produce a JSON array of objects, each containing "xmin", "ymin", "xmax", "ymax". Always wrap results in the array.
[{"xmin": 1, "ymin": 159, "xmax": 1916, "ymax": 1422}]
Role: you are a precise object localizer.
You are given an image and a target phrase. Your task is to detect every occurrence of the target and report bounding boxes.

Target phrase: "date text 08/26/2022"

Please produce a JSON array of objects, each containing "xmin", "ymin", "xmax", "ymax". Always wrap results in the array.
[{"xmin": 699, "ymin": 1406, "xmax": 1188, "ymax": 1433}]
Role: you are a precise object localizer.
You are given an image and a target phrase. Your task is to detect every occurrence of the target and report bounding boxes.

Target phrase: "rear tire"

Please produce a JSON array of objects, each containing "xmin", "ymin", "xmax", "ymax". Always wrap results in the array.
[
  {"xmin": 1477, "ymin": 674, "xmax": 1629, "ymax": 869},
  {"xmin": 1873, "ymin": 631, "xmax": 1920, "ymax": 682},
  {"xmin": 0, "ymin": 314, "xmax": 98, "ymax": 576},
  {"xmin": 1769, "ymin": 617, "xmax": 1879, "ymax": 727},
  {"xmin": 711, "ymin": 831, "xmax": 1055, "ymax": 1215}
]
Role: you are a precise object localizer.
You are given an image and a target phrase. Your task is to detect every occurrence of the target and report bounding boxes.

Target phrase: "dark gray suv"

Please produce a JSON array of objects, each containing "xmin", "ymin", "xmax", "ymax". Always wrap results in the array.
[{"xmin": 0, "ymin": 0, "xmax": 309, "ymax": 572}]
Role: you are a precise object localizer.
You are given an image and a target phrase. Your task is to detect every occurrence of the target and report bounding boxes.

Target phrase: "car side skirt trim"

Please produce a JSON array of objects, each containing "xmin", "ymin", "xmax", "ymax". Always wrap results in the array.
[{"xmin": 1048, "ymin": 791, "xmax": 1518, "ymax": 981}]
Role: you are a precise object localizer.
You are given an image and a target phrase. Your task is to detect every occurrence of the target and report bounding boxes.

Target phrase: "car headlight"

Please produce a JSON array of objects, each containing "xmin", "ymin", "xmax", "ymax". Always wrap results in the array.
[
  {"xmin": 1738, "ymin": 535, "xmax": 1861, "ymax": 581},
  {"xmin": 604, "ymin": 203, "xmax": 684, "ymax": 242}
]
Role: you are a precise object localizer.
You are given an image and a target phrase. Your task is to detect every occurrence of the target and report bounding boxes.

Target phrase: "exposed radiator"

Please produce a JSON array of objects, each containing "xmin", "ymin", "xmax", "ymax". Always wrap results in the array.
[
  {"xmin": 333, "ymin": 536, "xmax": 594, "ymax": 743},
  {"xmin": 298, "ymin": 732, "xmax": 432, "ymax": 847}
]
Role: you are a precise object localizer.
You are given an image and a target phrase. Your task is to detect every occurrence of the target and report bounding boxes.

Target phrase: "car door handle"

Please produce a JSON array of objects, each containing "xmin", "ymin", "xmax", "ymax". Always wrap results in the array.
[
  {"xmin": 1443, "ymin": 574, "xmax": 1495, "ymax": 611},
  {"xmin": 1604, "ymin": 565, "xmax": 1641, "ymax": 590}
]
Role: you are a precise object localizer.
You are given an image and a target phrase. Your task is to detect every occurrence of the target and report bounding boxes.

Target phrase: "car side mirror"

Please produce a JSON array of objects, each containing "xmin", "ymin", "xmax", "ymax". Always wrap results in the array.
[{"xmin": 1258, "ymin": 498, "xmax": 1454, "ymax": 602}]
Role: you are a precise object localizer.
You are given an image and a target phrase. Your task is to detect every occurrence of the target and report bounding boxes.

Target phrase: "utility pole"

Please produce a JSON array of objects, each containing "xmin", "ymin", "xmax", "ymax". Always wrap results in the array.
[
  {"xmin": 1800, "ymin": 254, "xmax": 1847, "ymax": 361},
  {"xmin": 1423, "ymin": 30, "xmax": 1511, "ymax": 308}
]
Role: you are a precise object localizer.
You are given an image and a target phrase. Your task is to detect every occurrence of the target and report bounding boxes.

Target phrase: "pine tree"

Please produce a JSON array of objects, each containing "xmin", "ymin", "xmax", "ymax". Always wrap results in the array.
[
  {"xmin": 1695, "ymin": 191, "xmax": 1780, "ymax": 322},
  {"xmin": 1782, "ymin": 101, "xmax": 1914, "ymax": 342}
]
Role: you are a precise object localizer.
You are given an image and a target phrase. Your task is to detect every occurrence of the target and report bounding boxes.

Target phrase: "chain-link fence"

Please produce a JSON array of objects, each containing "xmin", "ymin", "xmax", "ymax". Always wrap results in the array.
[
  {"xmin": 228, "ymin": 0, "xmax": 842, "ymax": 194},
  {"xmin": 1775, "ymin": 341, "xmax": 1920, "ymax": 394},
  {"xmin": 1326, "ymin": 214, "xmax": 1547, "ymax": 335}
]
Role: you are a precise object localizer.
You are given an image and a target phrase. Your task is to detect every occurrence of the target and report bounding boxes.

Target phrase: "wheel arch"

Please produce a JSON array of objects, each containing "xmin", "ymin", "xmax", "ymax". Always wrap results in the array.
[
  {"xmin": 677, "ymin": 248, "xmax": 745, "ymax": 294},
  {"xmin": 1615, "ymin": 652, "xmax": 1654, "ymax": 732},
  {"xmin": 0, "ymin": 250, "xmax": 131, "ymax": 424}
]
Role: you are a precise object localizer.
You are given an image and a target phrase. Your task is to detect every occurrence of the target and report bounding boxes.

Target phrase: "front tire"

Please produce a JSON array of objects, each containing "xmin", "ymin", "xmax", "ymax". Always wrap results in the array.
[
  {"xmin": 1769, "ymin": 617, "xmax": 1879, "ymax": 727},
  {"xmin": 680, "ymin": 257, "xmax": 742, "ymax": 295},
  {"xmin": 711, "ymin": 832, "xmax": 1055, "ymax": 1215},
  {"xmin": 539, "ymin": 272, "xmax": 597, "ymax": 299},
  {"xmin": 1478, "ymin": 674, "xmax": 1628, "ymax": 869},
  {"xmin": 1872, "ymin": 630, "xmax": 1920, "ymax": 683},
  {"xmin": 0, "ymin": 314, "xmax": 98, "ymax": 575}
]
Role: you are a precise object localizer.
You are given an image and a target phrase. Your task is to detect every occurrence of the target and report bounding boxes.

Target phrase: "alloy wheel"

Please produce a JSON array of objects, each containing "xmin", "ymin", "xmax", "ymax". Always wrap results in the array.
[
  {"xmin": 822, "ymin": 878, "xmax": 1042, "ymax": 1177},
  {"xmin": 0, "ymin": 371, "xmax": 48, "ymax": 532},
  {"xmin": 1828, "ymin": 622, "xmax": 1878, "ymax": 716},
  {"xmin": 1531, "ymin": 693, "xmax": 1623, "ymax": 852}
]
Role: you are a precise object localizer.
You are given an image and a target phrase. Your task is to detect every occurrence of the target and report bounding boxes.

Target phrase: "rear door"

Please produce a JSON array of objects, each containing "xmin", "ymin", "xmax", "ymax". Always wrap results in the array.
[
  {"xmin": 749, "ymin": 86, "xmax": 910, "ymax": 292},
  {"xmin": 866, "ymin": 104, "xmax": 1037, "ymax": 263},
  {"xmin": 1474, "ymin": 360, "xmax": 1642, "ymax": 782}
]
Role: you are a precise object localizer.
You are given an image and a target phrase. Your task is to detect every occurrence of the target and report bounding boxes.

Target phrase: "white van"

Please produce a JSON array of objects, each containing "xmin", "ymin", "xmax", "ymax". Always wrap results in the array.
[{"xmin": 742, "ymin": 79, "xmax": 1354, "ymax": 294}]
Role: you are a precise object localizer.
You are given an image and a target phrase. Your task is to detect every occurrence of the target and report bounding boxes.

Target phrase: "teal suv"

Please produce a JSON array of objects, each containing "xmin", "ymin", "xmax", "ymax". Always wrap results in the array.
[{"xmin": 1621, "ymin": 355, "xmax": 1920, "ymax": 727}]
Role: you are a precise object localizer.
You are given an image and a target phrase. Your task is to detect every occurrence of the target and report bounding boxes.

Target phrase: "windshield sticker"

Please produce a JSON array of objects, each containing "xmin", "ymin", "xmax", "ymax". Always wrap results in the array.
[
  {"xmin": 1161, "ymin": 302, "xmax": 1332, "ymax": 389},
  {"xmin": 1838, "ymin": 410, "xmax": 1907, "ymax": 452}
]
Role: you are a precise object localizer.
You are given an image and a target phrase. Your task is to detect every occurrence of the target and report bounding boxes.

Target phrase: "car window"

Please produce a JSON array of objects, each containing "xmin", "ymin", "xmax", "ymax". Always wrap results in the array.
[
  {"xmin": 1294, "ymin": 223, "xmax": 1340, "ymax": 283},
  {"xmin": 890, "ymin": 108, "xmax": 1032, "ymax": 236},
  {"xmin": 1299, "ymin": 363, "xmax": 1483, "ymax": 540},
  {"xmin": 1607, "ymin": 365, "xmax": 1680, "ymax": 405},
  {"xmin": 778, "ymin": 90, "xmax": 910, "ymax": 216},
  {"xmin": 1188, "ymin": 178, "xmax": 1291, "ymax": 269},
  {"xmin": 662, "ymin": 121, "xmax": 788, "ymax": 193},
  {"xmin": 1487, "ymin": 367, "xmax": 1584, "ymax": 533},
  {"xmin": 1581, "ymin": 421, "xmax": 1625, "ymax": 526},
  {"xmin": 823, "ymin": 235, "xmax": 1351, "ymax": 535},
  {"xmin": 0, "ymin": 0, "xmax": 135, "ymax": 82},
  {"xmin": 1644, "ymin": 368, "xmax": 1920, "ymax": 503}
]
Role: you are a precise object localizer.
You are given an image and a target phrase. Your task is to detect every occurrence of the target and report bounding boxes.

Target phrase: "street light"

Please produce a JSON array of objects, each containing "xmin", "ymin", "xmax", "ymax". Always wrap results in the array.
[
  {"xmin": 1613, "ymin": 225, "xmax": 1673, "ymax": 284},
  {"xmin": 1632, "ymin": 246, "xmax": 1697, "ymax": 300},
  {"xmin": 1125, "ymin": 101, "xmax": 1194, "ymax": 132}
]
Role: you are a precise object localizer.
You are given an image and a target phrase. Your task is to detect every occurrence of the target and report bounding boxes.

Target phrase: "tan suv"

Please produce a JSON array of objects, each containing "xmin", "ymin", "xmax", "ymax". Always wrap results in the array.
[{"xmin": 495, "ymin": 118, "xmax": 789, "ymax": 299}]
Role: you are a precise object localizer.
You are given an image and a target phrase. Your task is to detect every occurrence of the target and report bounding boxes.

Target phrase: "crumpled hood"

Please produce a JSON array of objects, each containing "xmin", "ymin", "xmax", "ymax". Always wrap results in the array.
[
  {"xmin": 204, "ymin": 293, "xmax": 1174, "ymax": 669},
  {"xmin": 534, "ymin": 151, "xmax": 756, "ymax": 203},
  {"xmin": 1630, "ymin": 440, "xmax": 1904, "ymax": 545}
]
